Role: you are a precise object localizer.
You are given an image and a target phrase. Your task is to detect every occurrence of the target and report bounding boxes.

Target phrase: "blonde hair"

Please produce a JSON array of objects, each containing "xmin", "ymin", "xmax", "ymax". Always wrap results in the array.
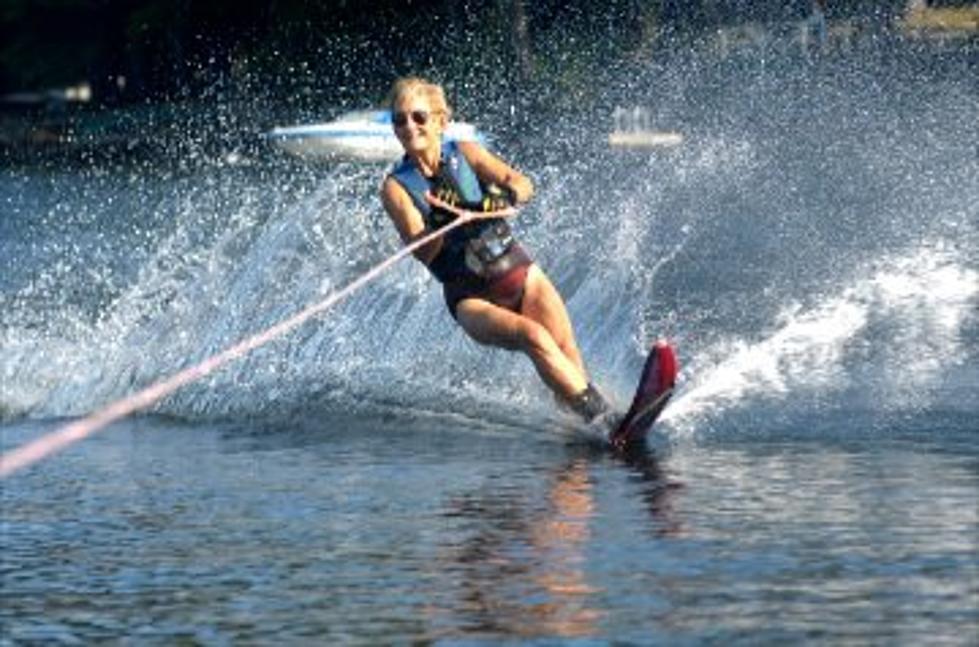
[{"xmin": 387, "ymin": 77, "xmax": 453, "ymax": 121}]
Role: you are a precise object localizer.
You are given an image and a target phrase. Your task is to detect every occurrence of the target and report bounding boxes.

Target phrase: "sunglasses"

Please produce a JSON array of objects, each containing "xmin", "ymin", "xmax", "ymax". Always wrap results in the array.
[{"xmin": 392, "ymin": 110, "xmax": 434, "ymax": 128}]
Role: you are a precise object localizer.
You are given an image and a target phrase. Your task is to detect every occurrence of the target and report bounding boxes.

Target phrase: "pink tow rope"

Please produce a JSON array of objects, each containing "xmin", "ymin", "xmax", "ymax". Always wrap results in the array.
[{"xmin": 1, "ymin": 198, "xmax": 515, "ymax": 478}]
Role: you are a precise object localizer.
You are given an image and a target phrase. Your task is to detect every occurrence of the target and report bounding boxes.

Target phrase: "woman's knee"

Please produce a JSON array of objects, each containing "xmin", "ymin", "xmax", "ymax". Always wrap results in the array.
[{"xmin": 515, "ymin": 319, "xmax": 556, "ymax": 358}]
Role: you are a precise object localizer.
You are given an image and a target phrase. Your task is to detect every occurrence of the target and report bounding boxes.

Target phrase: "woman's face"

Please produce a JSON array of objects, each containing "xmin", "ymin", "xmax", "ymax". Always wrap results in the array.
[{"xmin": 392, "ymin": 91, "xmax": 444, "ymax": 155}]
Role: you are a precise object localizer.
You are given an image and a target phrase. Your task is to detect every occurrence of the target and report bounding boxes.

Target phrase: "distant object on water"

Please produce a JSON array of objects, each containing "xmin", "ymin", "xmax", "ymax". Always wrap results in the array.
[
  {"xmin": 608, "ymin": 106, "xmax": 683, "ymax": 150},
  {"xmin": 266, "ymin": 110, "xmax": 485, "ymax": 163},
  {"xmin": 899, "ymin": 1, "xmax": 979, "ymax": 39},
  {"xmin": 608, "ymin": 131, "xmax": 684, "ymax": 149}
]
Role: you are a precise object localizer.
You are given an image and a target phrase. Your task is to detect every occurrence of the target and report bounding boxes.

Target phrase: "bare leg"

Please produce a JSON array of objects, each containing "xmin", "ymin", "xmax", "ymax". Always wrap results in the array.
[
  {"xmin": 519, "ymin": 266, "xmax": 586, "ymax": 376},
  {"xmin": 455, "ymin": 296, "xmax": 588, "ymax": 401}
]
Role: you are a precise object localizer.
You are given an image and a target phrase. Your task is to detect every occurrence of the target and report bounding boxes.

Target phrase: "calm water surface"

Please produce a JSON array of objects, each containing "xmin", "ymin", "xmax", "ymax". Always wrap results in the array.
[{"xmin": 2, "ymin": 415, "xmax": 976, "ymax": 644}]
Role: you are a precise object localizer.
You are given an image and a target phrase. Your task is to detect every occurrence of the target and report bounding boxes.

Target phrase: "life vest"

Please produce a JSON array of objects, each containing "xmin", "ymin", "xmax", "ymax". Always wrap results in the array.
[{"xmin": 388, "ymin": 140, "xmax": 515, "ymax": 284}]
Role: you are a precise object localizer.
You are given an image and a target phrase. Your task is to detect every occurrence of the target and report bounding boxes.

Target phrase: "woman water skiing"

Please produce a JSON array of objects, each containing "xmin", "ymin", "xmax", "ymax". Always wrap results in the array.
[{"xmin": 379, "ymin": 77, "xmax": 611, "ymax": 424}]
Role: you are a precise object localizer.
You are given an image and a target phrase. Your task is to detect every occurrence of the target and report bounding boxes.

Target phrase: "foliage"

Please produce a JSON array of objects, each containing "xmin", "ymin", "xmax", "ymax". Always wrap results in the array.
[{"xmin": 0, "ymin": 0, "xmax": 915, "ymax": 108}]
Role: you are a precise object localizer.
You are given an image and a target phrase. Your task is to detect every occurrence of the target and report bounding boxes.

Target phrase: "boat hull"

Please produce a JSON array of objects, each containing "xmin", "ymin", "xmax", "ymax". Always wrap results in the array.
[{"xmin": 267, "ymin": 111, "xmax": 484, "ymax": 163}]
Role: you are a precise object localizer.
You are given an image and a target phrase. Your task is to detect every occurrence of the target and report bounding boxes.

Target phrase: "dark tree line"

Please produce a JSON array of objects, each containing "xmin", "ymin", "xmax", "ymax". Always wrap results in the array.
[{"xmin": 1, "ymin": 0, "xmax": 910, "ymax": 106}]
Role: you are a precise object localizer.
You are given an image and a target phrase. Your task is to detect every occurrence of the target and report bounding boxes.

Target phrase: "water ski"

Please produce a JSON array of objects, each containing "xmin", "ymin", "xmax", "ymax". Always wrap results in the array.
[{"xmin": 608, "ymin": 340, "xmax": 678, "ymax": 450}]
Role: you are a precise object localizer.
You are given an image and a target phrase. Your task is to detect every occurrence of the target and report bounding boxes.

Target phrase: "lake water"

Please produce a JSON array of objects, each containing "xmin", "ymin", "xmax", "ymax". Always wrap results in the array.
[{"xmin": 2, "ymin": 35, "xmax": 977, "ymax": 644}]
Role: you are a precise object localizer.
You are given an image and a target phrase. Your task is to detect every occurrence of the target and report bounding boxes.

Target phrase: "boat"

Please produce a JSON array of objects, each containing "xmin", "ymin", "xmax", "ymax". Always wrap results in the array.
[
  {"xmin": 608, "ymin": 130, "xmax": 683, "ymax": 149},
  {"xmin": 608, "ymin": 106, "xmax": 683, "ymax": 151},
  {"xmin": 266, "ymin": 109, "xmax": 485, "ymax": 163}
]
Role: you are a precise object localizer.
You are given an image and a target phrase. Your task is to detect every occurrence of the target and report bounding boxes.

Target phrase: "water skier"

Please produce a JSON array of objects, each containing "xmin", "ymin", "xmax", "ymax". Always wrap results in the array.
[{"xmin": 379, "ymin": 77, "xmax": 611, "ymax": 424}]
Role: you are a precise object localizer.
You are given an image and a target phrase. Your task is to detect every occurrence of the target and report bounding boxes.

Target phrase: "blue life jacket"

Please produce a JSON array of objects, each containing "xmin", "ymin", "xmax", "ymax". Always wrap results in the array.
[{"xmin": 389, "ymin": 140, "xmax": 513, "ymax": 284}]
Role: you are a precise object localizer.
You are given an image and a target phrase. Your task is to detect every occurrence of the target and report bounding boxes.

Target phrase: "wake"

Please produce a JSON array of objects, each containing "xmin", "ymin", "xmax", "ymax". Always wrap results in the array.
[{"xmin": 661, "ymin": 242, "xmax": 977, "ymax": 438}]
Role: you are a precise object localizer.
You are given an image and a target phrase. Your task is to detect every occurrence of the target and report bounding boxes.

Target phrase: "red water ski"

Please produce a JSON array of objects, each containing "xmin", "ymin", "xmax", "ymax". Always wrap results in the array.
[{"xmin": 609, "ymin": 340, "xmax": 678, "ymax": 449}]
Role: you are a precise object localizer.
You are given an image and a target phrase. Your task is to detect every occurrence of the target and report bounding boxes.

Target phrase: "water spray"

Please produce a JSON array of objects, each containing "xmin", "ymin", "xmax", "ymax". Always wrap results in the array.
[{"xmin": 0, "ymin": 199, "xmax": 515, "ymax": 478}]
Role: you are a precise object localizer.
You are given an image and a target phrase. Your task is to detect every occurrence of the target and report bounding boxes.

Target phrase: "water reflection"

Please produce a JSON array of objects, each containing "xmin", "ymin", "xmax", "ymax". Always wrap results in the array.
[
  {"xmin": 618, "ymin": 443, "xmax": 686, "ymax": 539},
  {"xmin": 431, "ymin": 445, "xmax": 683, "ymax": 639}
]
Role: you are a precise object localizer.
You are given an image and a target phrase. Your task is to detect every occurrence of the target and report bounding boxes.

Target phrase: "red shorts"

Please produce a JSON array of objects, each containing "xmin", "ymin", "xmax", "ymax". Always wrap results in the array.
[{"xmin": 443, "ymin": 244, "xmax": 533, "ymax": 319}]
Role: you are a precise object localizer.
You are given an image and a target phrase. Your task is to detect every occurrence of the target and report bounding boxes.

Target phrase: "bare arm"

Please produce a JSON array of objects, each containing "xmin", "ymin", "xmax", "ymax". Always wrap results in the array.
[
  {"xmin": 379, "ymin": 177, "xmax": 442, "ymax": 266},
  {"xmin": 457, "ymin": 140, "xmax": 534, "ymax": 204}
]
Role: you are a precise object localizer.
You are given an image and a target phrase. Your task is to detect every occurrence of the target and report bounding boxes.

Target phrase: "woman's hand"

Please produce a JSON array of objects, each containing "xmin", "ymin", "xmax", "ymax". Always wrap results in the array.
[
  {"xmin": 425, "ymin": 191, "xmax": 517, "ymax": 221},
  {"xmin": 480, "ymin": 184, "xmax": 518, "ymax": 212}
]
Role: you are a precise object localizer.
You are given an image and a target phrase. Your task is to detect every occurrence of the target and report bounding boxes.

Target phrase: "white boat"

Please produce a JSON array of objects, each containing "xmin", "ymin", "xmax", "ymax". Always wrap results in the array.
[
  {"xmin": 608, "ymin": 130, "xmax": 683, "ymax": 149},
  {"xmin": 608, "ymin": 106, "xmax": 683, "ymax": 150},
  {"xmin": 266, "ymin": 109, "xmax": 485, "ymax": 163}
]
